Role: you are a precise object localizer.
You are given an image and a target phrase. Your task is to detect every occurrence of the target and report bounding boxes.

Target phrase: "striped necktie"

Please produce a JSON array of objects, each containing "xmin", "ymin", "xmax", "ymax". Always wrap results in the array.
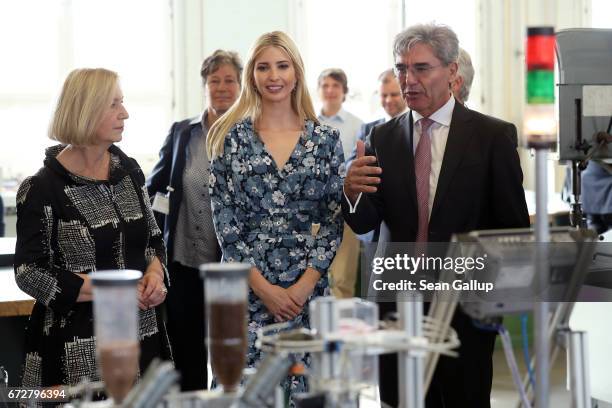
[{"xmin": 415, "ymin": 117, "xmax": 434, "ymax": 242}]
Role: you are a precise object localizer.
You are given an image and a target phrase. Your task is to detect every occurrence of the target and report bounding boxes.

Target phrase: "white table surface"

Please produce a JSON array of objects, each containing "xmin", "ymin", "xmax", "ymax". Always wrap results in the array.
[{"xmin": 0, "ymin": 266, "xmax": 33, "ymax": 316}]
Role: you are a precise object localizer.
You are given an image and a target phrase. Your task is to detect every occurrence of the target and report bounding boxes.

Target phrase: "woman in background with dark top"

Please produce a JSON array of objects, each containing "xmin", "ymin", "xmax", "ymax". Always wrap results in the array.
[
  {"xmin": 14, "ymin": 68, "xmax": 171, "ymax": 388},
  {"xmin": 147, "ymin": 50, "xmax": 242, "ymax": 391}
]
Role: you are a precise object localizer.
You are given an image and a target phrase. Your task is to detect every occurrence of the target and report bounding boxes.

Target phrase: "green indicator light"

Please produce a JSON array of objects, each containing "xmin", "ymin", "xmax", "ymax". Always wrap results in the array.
[{"xmin": 526, "ymin": 70, "xmax": 554, "ymax": 104}]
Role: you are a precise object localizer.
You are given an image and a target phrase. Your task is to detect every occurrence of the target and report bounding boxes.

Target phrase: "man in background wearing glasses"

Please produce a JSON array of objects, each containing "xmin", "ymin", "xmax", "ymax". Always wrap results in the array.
[{"xmin": 342, "ymin": 23, "xmax": 529, "ymax": 407}]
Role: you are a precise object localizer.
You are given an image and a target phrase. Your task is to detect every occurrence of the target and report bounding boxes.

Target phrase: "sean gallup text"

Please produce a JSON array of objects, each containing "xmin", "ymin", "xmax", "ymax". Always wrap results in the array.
[{"xmin": 372, "ymin": 279, "xmax": 494, "ymax": 293}]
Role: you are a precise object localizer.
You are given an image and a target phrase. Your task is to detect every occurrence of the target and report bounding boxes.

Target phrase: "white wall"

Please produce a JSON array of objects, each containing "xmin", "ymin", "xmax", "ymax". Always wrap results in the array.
[
  {"xmin": 172, "ymin": 0, "xmax": 290, "ymax": 120},
  {"xmin": 477, "ymin": 0, "xmax": 591, "ymax": 191}
]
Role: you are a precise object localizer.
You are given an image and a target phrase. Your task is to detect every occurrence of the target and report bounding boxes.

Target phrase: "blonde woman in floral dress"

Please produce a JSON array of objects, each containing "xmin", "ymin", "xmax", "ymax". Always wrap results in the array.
[{"xmin": 207, "ymin": 31, "xmax": 344, "ymax": 397}]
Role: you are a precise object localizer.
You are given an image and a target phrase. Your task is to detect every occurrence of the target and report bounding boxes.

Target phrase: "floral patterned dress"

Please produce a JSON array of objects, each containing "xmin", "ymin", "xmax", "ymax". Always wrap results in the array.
[{"xmin": 209, "ymin": 118, "xmax": 344, "ymax": 394}]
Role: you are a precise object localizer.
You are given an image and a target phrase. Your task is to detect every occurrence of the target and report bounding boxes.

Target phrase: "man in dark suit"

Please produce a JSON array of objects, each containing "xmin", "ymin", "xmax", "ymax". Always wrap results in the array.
[
  {"xmin": 350, "ymin": 48, "xmax": 473, "ymax": 171},
  {"xmin": 343, "ymin": 23, "xmax": 529, "ymax": 407},
  {"xmin": 349, "ymin": 54, "xmax": 482, "ymax": 245}
]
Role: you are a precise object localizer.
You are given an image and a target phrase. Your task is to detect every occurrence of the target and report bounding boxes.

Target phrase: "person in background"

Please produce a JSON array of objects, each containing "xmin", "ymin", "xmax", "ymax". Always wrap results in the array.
[
  {"xmin": 346, "ymin": 69, "xmax": 408, "ymax": 245},
  {"xmin": 317, "ymin": 68, "xmax": 363, "ymax": 298},
  {"xmin": 207, "ymin": 31, "xmax": 343, "ymax": 399},
  {"xmin": 347, "ymin": 69, "xmax": 408, "ymax": 166},
  {"xmin": 451, "ymin": 47, "xmax": 475, "ymax": 105},
  {"xmin": 343, "ymin": 23, "xmax": 529, "ymax": 407},
  {"xmin": 14, "ymin": 68, "xmax": 171, "ymax": 389},
  {"xmin": 580, "ymin": 162, "xmax": 612, "ymax": 234},
  {"xmin": 451, "ymin": 47, "xmax": 517, "ymax": 148},
  {"xmin": 147, "ymin": 50, "xmax": 242, "ymax": 391},
  {"xmin": 317, "ymin": 68, "xmax": 364, "ymax": 160}
]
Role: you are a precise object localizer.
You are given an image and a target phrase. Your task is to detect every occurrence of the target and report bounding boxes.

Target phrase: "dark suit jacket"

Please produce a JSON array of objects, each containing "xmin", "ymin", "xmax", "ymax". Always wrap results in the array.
[
  {"xmin": 342, "ymin": 101, "xmax": 529, "ymax": 243},
  {"xmin": 342, "ymin": 100, "xmax": 529, "ymax": 407},
  {"xmin": 146, "ymin": 116, "xmax": 221, "ymax": 262}
]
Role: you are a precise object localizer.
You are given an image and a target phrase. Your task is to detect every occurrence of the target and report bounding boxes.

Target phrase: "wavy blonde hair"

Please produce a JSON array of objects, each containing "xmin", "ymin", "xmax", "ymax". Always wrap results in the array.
[
  {"xmin": 49, "ymin": 68, "xmax": 119, "ymax": 146},
  {"xmin": 207, "ymin": 31, "xmax": 318, "ymax": 158}
]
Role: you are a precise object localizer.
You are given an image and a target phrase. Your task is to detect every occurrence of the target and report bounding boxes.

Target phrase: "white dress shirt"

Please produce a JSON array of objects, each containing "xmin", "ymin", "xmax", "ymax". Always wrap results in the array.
[
  {"xmin": 412, "ymin": 95, "xmax": 454, "ymax": 216},
  {"xmin": 346, "ymin": 94, "xmax": 455, "ymax": 215},
  {"xmin": 318, "ymin": 108, "xmax": 364, "ymax": 161}
]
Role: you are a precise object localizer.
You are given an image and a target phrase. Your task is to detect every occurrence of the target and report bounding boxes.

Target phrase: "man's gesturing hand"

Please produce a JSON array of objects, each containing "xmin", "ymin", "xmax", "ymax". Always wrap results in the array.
[{"xmin": 344, "ymin": 140, "xmax": 382, "ymax": 204}]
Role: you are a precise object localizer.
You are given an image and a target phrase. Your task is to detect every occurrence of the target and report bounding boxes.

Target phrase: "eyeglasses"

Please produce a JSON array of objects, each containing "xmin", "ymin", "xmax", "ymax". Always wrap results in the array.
[{"xmin": 393, "ymin": 63, "xmax": 443, "ymax": 78}]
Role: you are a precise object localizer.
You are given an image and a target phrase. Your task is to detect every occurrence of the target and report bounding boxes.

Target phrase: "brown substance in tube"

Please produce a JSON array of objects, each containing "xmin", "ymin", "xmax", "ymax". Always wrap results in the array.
[
  {"xmin": 208, "ymin": 302, "xmax": 247, "ymax": 392},
  {"xmin": 98, "ymin": 341, "xmax": 139, "ymax": 403}
]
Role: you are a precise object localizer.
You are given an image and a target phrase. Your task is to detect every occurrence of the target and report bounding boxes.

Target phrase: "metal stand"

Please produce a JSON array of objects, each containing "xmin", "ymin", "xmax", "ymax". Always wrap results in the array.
[
  {"xmin": 569, "ymin": 161, "xmax": 587, "ymax": 229},
  {"xmin": 534, "ymin": 146, "xmax": 551, "ymax": 408},
  {"xmin": 309, "ymin": 296, "xmax": 436, "ymax": 408},
  {"xmin": 529, "ymin": 137, "xmax": 557, "ymax": 408},
  {"xmin": 566, "ymin": 330, "xmax": 591, "ymax": 408},
  {"xmin": 398, "ymin": 294, "xmax": 424, "ymax": 408},
  {"xmin": 310, "ymin": 297, "xmax": 339, "ymax": 382}
]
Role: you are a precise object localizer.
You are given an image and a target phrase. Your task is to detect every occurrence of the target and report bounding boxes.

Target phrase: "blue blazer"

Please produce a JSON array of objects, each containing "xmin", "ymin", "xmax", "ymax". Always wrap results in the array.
[{"xmin": 146, "ymin": 116, "xmax": 221, "ymax": 263}]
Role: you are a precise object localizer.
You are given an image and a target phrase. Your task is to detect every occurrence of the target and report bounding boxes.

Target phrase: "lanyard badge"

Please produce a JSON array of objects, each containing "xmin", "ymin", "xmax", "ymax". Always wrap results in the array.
[{"xmin": 152, "ymin": 186, "xmax": 173, "ymax": 215}]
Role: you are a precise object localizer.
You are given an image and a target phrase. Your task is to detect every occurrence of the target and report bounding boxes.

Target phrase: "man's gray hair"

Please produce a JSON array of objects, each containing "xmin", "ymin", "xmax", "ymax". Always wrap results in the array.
[
  {"xmin": 393, "ymin": 23, "xmax": 459, "ymax": 66},
  {"xmin": 457, "ymin": 48, "xmax": 474, "ymax": 102}
]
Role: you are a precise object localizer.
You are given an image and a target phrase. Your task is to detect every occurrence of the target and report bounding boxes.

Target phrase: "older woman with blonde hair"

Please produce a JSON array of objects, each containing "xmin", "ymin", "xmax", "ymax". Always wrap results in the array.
[
  {"xmin": 14, "ymin": 68, "xmax": 171, "ymax": 388},
  {"xmin": 207, "ymin": 31, "xmax": 344, "ymax": 397}
]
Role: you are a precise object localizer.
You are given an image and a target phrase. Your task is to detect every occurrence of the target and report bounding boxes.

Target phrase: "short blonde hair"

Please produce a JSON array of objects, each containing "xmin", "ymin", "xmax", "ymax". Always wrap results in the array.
[
  {"xmin": 207, "ymin": 31, "xmax": 318, "ymax": 158},
  {"xmin": 49, "ymin": 68, "xmax": 119, "ymax": 146}
]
